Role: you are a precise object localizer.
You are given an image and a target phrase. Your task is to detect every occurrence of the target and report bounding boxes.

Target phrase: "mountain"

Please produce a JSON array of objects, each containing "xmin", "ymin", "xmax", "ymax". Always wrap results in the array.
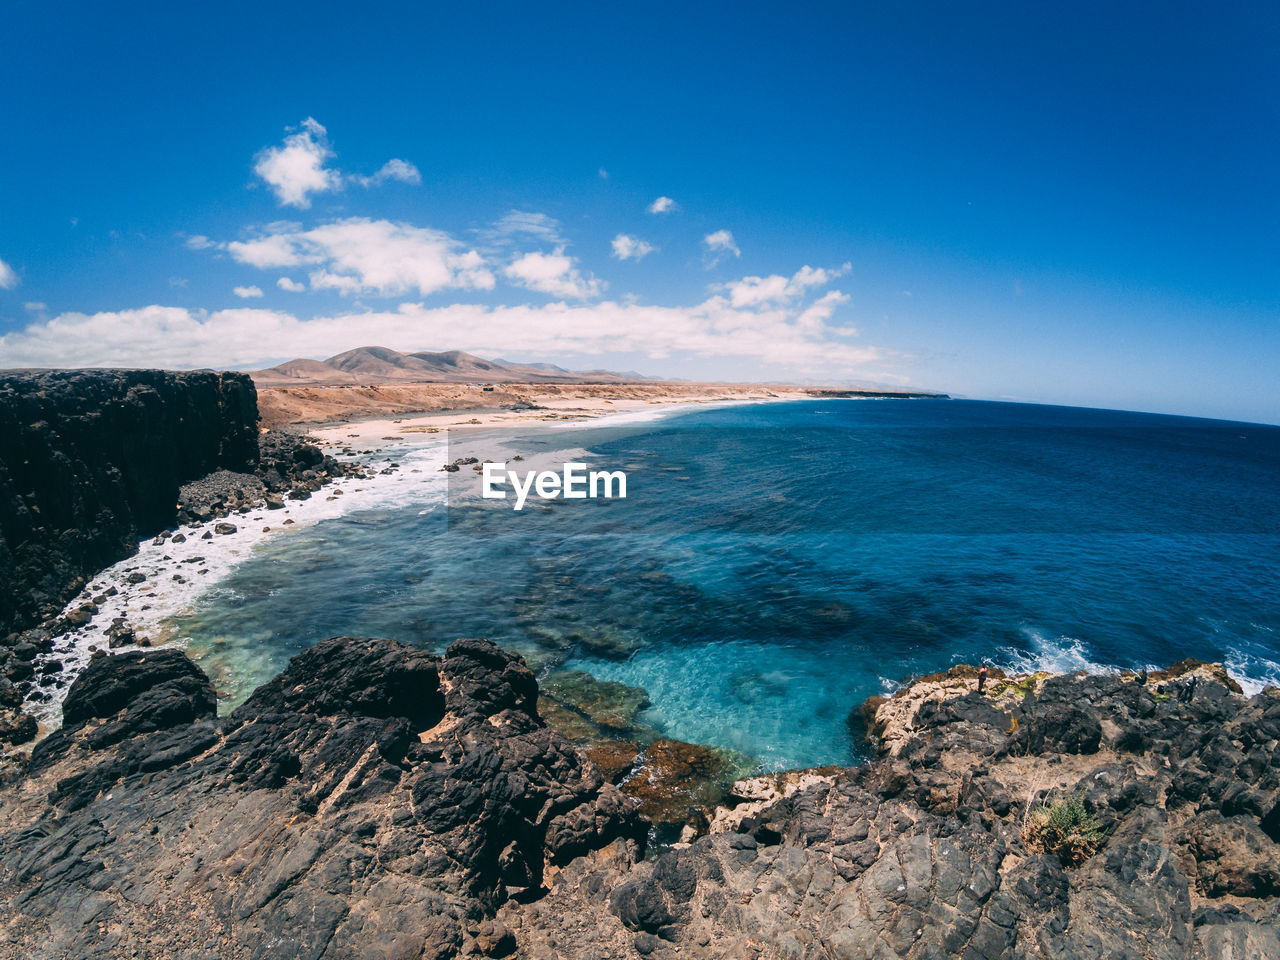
[
  {"xmin": 262, "ymin": 358, "xmax": 361, "ymax": 384},
  {"xmin": 249, "ymin": 347, "xmax": 654, "ymax": 386},
  {"xmin": 489, "ymin": 358, "xmax": 571, "ymax": 374}
]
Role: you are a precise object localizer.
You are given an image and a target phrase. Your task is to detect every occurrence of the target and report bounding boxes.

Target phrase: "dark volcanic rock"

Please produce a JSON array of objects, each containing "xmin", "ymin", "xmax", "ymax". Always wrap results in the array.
[
  {"xmin": 172, "ymin": 433, "xmax": 366, "ymax": 526},
  {"xmin": 59, "ymin": 647, "xmax": 217, "ymax": 732},
  {"xmin": 502, "ymin": 668, "xmax": 1280, "ymax": 959},
  {"xmin": 0, "ymin": 637, "xmax": 647, "ymax": 959},
  {"xmin": 251, "ymin": 430, "xmax": 365, "ymax": 502},
  {"xmin": 0, "ymin": 369, "xmax": 258, "ymax": 638},
  {"xmin": 3, "ymin": 643, "xmax": 1277, "ymax": 959}
]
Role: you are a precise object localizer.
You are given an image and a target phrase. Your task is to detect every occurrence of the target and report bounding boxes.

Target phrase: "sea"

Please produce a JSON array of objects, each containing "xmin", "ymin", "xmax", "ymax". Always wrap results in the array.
[{"xmin": 46, "ymin": 399, "xmax": 1280, "ymax": 771}]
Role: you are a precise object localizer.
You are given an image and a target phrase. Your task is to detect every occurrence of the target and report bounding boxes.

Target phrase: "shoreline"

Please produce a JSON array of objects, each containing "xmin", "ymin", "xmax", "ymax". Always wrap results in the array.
[
  {"xmin": 303, "ymin": 388, "xmax": 810, "ymax": 445},
  {"xmin": 20, "ymin": 392, "xmax": 794, "ymax": 734},
  {"xmin": 256, "ymin": 379, "xmax": 821, "ymax": 431},
  {"xmin": 23, "ymin": 390, "xmax": 1279, "ymax": 746}
]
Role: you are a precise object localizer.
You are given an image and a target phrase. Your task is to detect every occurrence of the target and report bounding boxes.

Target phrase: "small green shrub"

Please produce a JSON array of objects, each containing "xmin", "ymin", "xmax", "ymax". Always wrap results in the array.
[{"xmin": 1024, "ymin": 793, "xmax": 1104, "ymax": 867}]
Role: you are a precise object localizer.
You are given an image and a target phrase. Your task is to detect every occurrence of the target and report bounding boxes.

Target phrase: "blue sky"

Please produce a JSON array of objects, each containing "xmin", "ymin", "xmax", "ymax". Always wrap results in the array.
[{"xmin": 1, "ymin": 1, "xmax": 1277, "ymax": 423}]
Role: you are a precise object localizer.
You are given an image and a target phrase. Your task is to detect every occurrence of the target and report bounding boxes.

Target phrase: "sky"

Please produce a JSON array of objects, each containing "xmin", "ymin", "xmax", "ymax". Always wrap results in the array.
[{"xmin": 1, "ymin": 1, "xmax": 1278, "ymax": 424}]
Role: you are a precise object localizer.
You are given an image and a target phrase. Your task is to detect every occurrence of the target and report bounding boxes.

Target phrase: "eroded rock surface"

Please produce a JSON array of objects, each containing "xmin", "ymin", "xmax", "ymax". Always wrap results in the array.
[
  {"xmin": 505, "ymin": 667, "xmax": 1280, "ymax": 959},
  {"xmin": 2, "ymin": 648, "xmax": 1277, "ymax": 959},
  {"xmin": 0, "ymin": 637, "xmax": 646, "ymax": 959}
]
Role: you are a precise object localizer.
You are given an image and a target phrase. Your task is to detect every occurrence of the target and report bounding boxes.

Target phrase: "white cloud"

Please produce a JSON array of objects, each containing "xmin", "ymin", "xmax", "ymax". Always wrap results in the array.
[
  {"xmin": 703, "ymin": 229, "xmax": 740, "ymax": 264},
  {"xmin": 0, "ymin": 267, "xmax": 872, "ymax": 375},
  {"xmin": 722, "ymin": 264, "xmax": 848, "ymax": 308},
  {"xmin": 184, "ymin": 235, "xmax": 215, "ymax": 250},
  {"xmin": 796, "ymin": 290, "xmax": 852, "ymax": 333},
  {"xmin": 505, "ymin": 248, "xmax": 603, "ymax": 300},
  {"xmin": 24, "ymin": 302, "xmax": 47, "ymax": 313},
  {"xmin": 277, "ymin": 277, "xmax": 306, "ymax": 292},
  {"xmin": 483, "ymin": 211, "xmax": 565, "ymax": 245},
  {"xmin": 0, "ymin": 258, "xmax": 19, "ymax": 289},
  {"xmin": 233, "ymin": 285, "xmax": 264, "ymax": 299},
  {"xmin": 351, "ymin": 158, "xmax": 421, "ymax": 188},
  {"xmin": 224, "ymin": 218, "xmax": 495, "ymax": 297},
  {"xmin": 252, "ymin": 118, "xmax": 424, "ymax": 205},
  {"xmin": 224, "ymin": 230, "xmax": 300, "ymax": 269},
  {"xmin": 611, "ymin": 234, "xmax": 656, "ymax": 261},
  {"xmin": 598, "ymin": 167, "xmax": 609, "ymax": 179},
  {"xmin": 648, "ymin": 196, "xmax": 677, "ymax": 214},
  {"xmin": 253, "ymin": 118, "xmax": 341, "ymax": 209}
]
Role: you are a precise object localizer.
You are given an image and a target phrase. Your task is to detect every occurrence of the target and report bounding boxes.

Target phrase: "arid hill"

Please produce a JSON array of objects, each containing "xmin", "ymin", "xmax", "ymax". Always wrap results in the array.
[{"xmin": 251, "ymin": 346, "xmax": 654, "ymax": 387}]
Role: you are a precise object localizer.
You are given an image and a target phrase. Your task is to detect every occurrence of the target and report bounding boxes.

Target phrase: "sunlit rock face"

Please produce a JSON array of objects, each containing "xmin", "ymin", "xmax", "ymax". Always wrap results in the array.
[
  {"xmin": 0, "ymin": 636, "xmax": 647, "ymax": 960},
  {"xmin": 3, "ymin": 643, "xmax": 1278, "ymax": 960}
]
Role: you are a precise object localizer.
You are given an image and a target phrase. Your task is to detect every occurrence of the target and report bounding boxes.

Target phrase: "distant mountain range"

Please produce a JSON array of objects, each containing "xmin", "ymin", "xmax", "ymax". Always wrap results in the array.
[{"xmin": 249, "ymin": 347, "xmax": 656, "ymax": 386}]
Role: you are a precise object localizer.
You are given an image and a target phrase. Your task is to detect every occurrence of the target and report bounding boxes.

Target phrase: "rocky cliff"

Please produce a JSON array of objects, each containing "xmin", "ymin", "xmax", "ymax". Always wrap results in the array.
[
  {"xmin": 1, "ymin": 639, "xmax": 1277, "ymax": 959},
  {"xmin": 0, "ymin": 369, "xmax": 259, "ymax": 638}
]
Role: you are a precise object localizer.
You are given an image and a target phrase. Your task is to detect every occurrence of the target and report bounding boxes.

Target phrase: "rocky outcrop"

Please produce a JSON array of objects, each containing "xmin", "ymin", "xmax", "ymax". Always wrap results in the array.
[
  {"xmin": 170, "ymin": 431, "xmax": 367, "ymax": 527},
  {"xmin": 0, "ymin": 637, "xmax": 646, "ymax": 959},
  {"xmin": 0, "ymin": 369, "xmax": 259, "ymax": 640},
  {"xmin": 505, "ymin": 666, "xmax": 1280, "ymax": 959},
  {"xmin": 2, "ymin": 641, "xmax": 1276, "ymax": 959}
]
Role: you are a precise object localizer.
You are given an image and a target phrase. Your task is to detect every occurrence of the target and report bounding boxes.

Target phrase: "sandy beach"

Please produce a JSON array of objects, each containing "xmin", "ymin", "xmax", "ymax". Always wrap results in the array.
[
  {"xmin": 304, "ymin": 384, "xmax": 809, "ymax": 445},
  {"xmin": 259, "ymin": 380, "xmax": 809, "ymax": 430}
]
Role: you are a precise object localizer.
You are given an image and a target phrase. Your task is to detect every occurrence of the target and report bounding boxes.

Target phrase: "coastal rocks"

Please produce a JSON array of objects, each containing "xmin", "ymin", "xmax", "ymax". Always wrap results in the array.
[
  {"xmin": 172, "ymin": 432, "xmax": 367, "ymax": 527},
  {"xmin": 862, "ymin": 663, "xmax": 1025, "ymax": 757},
  {"xmin": 707, "ymin": 768, "xmax": 841, "ymax": 835},
  {"xmin": 174, "ymin": 469, "xmax": 265, "ymax": 521},
  {"xmin": 1178, "ymin": 810, "xmax": 1280, "ymax": 898},
  {"xmin": 537, "ymin": 670, "xmax": 750, "ymax": 833},
  {"xmin": 618, "ymin": 739, "xmax": 753, "ymax": 836},
  {"xmin": 105, "ymin": 620, "xmax": 135, "ymax": 648},
  {"xmin": 2, "ymin": 642, "xmax": 1278, "ymax": 957},
  {"xmin": 500, "ymin": 664, "xmax": 1280, "ymax": 959},
  {"xmin": 0, "ymin": 637, "xmax": 647, "ymax": 960},
  {"xmin": 0, "ymin": 369, "xmax": 258, "ymax": 638},
  {"xmin": 0, "ymin": 706, "xmax": 36, "ymax": 747}
]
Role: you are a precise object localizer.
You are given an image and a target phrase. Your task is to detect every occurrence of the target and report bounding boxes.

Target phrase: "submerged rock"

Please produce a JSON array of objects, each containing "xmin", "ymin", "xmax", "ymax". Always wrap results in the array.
[
  {"xmin": 584, "ymin": 739, "xmax": 643, "ymax": 784},
  {"xmin": 541, "ymin": 670, "xmax": 651, "ymax": 730},
  {"xmin": 619, "ymin": 739, "xmax": 755, "ymax": 836},
  {"xmin": 538, "ymin": 670, "xmax": 752, "ymax": 829}
]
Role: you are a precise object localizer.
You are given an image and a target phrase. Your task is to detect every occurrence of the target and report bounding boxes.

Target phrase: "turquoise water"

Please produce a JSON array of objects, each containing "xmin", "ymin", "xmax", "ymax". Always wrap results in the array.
[{"xmin": 173, "ymin": 400, "xmax": 1280, "ymax": 770}]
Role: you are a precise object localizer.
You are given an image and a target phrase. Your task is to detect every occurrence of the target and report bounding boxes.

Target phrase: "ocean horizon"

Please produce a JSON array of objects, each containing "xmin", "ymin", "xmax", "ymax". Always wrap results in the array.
[{"xmin": 39, "ymin": 396, "xmax": 1280, "ymax": 773}]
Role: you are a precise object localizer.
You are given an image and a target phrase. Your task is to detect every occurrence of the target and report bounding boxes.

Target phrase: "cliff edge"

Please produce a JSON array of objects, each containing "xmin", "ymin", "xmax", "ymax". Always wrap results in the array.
[{"xmin": 0, "ymin": 369, "xmax": 259, "ymax": 638}]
